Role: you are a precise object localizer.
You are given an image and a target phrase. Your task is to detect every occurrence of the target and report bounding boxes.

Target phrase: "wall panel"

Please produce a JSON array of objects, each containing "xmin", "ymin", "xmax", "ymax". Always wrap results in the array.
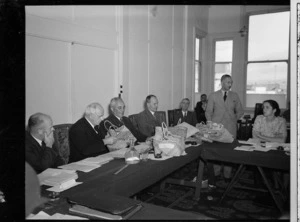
[
  {"xmin": 71, "ymin": 44, "xmax": 116, "ymax": 121},
  {"xmin": 128, "ymin": 39, "xmax": 149, "ymax": 114},
  {"xmin": 149, "ymin": 44, "xmax": 172, "ymax": 112},
  {"xmin": 26, "ymin": 36, "xmax": 70, "ymax": 124}
]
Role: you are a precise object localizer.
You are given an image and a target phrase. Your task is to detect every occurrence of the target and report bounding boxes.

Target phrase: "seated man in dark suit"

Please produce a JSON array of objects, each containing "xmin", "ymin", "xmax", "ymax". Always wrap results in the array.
[
  {"xmin": 136, "ymin": 95, "xmax": 164, "ymax": 137},
  {"xmin": 99, "ymin": 97, "xmax": 148, "ymax": 142},
  {"xmin": 195, "ymin": 94, "xmax": 208, "ymax": 123},
  {"xmin": 69, "ymin": 102, "xmax": 117, "ymax": 163},
  {"xmin": 25, "ymin": 113, "xmax": 64, "ymax": 174},
  {"xmin": 174, "ymin": 98, "xmax": 198, "ymax": 126}
]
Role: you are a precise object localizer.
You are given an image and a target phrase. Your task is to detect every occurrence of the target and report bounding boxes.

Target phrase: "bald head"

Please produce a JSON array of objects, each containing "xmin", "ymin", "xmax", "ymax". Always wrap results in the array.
[{"xmin": 27, "ymin": 113, "xmax": 53, "ymax": 141}]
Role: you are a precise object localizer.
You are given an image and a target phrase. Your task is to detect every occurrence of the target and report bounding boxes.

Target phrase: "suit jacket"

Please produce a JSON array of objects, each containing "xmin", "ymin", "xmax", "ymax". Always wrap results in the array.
[
  {"xmin": 205, "ymin": 90, "xmax": 244, "ymax": 138},
  {"xmin": 173, "ymin": 109, "xmax": 198, "ymax": 127},
  {"xmin": 195, "ymin": 101, "xmax": 207, "ymax": 123},
  {"xmin": 99, "ymin": 114, "xmax": 147, "ymax": 142},
  {"xmin": 69, "ymin": 117, "xmax": 109, "ymax": 163},
  {"xmin": 25, "ymin": 131, "xmax": 64, "ymax": 174},
  {"xmin": 137, "ymin": 109, "xmax": 164, "ymax": 137}
]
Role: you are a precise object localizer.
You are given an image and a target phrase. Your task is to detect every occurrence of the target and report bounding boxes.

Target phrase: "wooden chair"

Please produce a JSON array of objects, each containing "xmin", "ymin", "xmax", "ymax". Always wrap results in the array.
[
  {"xmin": 156, "ymin": 111, "xmax": 167, "ymax": 124},
  {"xmin": 128, "ymin": 114, "xmax": 139, "ymax": 131},
  {"xmin": 253, "ymin": 103, "xmax": 263, "ymax": 122},
  {"xmin": 168, "ymin": 109, "xmax": 181, "ymax": 126},
  {"xmin": 53, "ymin": 124, "xmax": 72, "ymax": 164}
]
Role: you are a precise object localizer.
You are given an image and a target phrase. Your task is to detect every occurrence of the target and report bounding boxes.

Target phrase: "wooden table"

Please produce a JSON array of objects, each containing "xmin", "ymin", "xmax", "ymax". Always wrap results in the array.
[{"xmin": 197, "ymin": 140, "xmax": 290, "ymax": 213}]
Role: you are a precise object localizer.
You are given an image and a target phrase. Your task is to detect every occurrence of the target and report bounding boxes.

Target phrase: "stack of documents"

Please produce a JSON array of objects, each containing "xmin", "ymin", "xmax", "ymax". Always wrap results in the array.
[
  {"xmin": 38, "ymin": 168, "xmax": 81, "ymax": 192},
  {"xmin": 27, "ymin": 211, "xmax": 87, "ymax": 220},
  {"xmin": 234, "ymin": 146, "xmax": 255, "ymax": 152},
  {"xmin": 58, "ymin": 155, "xmax": 113, "ymax": 173}
]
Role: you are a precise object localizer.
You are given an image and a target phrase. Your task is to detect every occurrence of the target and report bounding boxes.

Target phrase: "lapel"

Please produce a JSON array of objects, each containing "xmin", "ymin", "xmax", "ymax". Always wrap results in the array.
[
  {"xmin": 110, "ymin": 114, "xmax": 123, "ymax": 128},
  {"xmin": 146, "ymin": 109, "xmax": 156, "ymax": 122},
  {"xmin": 82, "ymin": 118, "xmax": 99, "ymax": 138}
]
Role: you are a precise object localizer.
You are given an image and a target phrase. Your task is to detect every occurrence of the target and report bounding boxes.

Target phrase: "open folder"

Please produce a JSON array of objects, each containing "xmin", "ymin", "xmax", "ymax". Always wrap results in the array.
[{"xmin": 67, "ymin": 189, "xmax": 143, "ymax": 220}]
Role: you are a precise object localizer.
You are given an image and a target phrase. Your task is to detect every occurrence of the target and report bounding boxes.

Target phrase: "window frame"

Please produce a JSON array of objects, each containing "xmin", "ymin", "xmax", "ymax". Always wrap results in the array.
[
  {"xmin": 213, "ymin": 38, "xmax": 234, "ymax": 92},
  {"xmin": 245, "ymin": 9, "xmax": 290, "ymax": 109},
  {"xmin": 194, "ymin": 35, "xmax": 203, "ymax": 93}
]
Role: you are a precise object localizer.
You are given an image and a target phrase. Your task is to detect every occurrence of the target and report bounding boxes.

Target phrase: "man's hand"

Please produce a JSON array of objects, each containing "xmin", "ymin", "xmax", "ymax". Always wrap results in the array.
[
  {"xmin": 103, "ymin": 135, "xmax": 118, "ymax": 145},
  {"xmin": 44, "ymin": 131, "xmax": 54, "ymax": 148}
]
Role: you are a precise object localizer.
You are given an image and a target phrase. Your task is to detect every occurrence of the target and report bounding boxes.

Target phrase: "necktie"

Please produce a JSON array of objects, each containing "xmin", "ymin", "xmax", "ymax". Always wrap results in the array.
[
  {"xmin": 223, "ymin": 91, "xmax": 227, "ymax": 101},
  {"xmin": 41, "ymin": 141, "xmax": 46, "ymax": 147}
]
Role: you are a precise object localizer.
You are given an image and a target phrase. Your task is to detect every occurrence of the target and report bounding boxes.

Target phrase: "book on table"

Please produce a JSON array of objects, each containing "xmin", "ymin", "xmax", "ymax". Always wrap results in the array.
[{"xmin": 67, "ymin": 188, "xmax": 143, "ymax": 220}]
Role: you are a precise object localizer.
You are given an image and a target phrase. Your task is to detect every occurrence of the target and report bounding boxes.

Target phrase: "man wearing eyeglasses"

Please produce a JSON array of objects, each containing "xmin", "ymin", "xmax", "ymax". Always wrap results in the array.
[
  {"xmin": 26, "ymin": 113, "xmax": 64, "ymax": 174},
  {"xmin": 69, "ymin": 102, "xmax": 117, "ymax": 163}
]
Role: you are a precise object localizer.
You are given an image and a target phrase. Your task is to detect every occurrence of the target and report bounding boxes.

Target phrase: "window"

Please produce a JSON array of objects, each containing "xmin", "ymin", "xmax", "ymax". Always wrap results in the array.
[
  {"xmin": 246, "ymin": 11, "xmax": 289, "ymax": 109},
  {"xmin": 194, "ymin": 36, "xmax": 202, "ymax": 93},
  {"xmin": 213, "ymin": 40, "xmax": 233, "ymax": 91}
]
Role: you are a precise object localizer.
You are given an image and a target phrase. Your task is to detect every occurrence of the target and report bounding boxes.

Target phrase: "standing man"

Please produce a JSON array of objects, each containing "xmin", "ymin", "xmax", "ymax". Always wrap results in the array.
[
  {"xmin": 205, "ymin": 74, "xmax": 244, "ymax": 181},
  {"xmin": 99, "ymin": 97, "xmax": 148, "ymax": 142},
  {"xmin": 173, "ymin": 98, "xmax": 198, "ymax": 126},
  {"xmin": 136, "ymin": 95, "xmax": 164, "ymax": 137},
  {"xmin": 195, "ymin": 94, "xmax": 208, "ymax": 123},
  {"xmin": 69, "ymin": 102, "xmax": 116, "ymax": 163},
  {"xmin": 26, "ymin": 113, "xmax": 64, "ymax": 174}
]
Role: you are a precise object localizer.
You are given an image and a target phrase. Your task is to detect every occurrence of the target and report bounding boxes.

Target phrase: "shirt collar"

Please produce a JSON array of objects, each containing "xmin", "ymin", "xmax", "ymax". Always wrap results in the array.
[
  {"xmin": 221, "ymin": 90, "xmax": 229, "ymax": 96},
  {"xmin": 114, "ymin": 115, "xmax": 122, "ymax": 121},
  {"xmin": 182, "ymin": 110, "xmax": 187, "ymax": 115},
  {"xmin": 85, "ymin": 117, "xmax": 95, "ymax": 128},
  {"xmin": 31, "ymin": 134, "xmax": 43, "ymax": 146},
  {"xmin": 149, "ymin": 110, "xmax": 155, "ymax": 116}
]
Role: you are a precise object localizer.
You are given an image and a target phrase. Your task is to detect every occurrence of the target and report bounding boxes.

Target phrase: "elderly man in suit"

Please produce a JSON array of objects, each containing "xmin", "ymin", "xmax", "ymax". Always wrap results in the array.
[
  {"xmin": 99, "ymin": 97, "xmax": 148, "ymax": 142},
  {"xmin": 173, "ymin": 98, "xmax": 198, "ymax": 126},
  {"xmin": 205, "ymin": 74, "xmax": 244, "ymax": 181},
  {"xmin": 26, "ymin": 113, "xmax": 64, "ymax": 174},
  {"xmin": 136, "ymin": 95, "xmax": 164, "ymax": 137},
  {"xmin": 69, "ymin": 102, "xmax": 117, "ymax": 163}
]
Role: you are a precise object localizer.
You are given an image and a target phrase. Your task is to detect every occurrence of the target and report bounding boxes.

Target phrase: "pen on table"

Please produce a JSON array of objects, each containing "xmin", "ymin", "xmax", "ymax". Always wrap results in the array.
[{"xmin": 114, "ymin": 165, "xmax": 128, "ymax": 175}]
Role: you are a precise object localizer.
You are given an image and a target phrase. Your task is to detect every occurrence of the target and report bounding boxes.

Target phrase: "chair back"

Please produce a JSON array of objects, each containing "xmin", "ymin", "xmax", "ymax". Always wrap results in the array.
[
  {"xmin": 128, "ymin": 114, "xmax": 139, "ymax": 131},
  {"xmin": 156, "ymin": 111, "xmax": 167, "ymax": 125},
  {"xmin": 253, "ymin": 103, "xmax": 263, "ymax": 122},
  {"xmin": 168, "ymin": 110, "xmax": 175, "ymax": 126},
  {"xmin": 53, "ymin": 124, "xmax": 72, "ymax": 164}
]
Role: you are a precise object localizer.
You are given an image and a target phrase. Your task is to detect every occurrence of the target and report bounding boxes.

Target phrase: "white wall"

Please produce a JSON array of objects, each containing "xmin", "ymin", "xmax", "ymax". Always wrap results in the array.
[
  {"xmin": 26, "ymin": 6, "xmax": 120, "ymax": 124},
  {"xmin": 25, "ymin": 5, "xmax": 209, "ymax": 124}
]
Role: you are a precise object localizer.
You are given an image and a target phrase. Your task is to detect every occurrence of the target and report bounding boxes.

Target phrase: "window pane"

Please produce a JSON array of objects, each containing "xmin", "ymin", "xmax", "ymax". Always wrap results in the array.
[
  {"xmin": 214, "ymin": 63, "xmax": 231, "ymax": 91},
  {"xmin": 246, "ymin": 62, "xmax": 287, "ymax": 108},
  {"xmin": 195, "ymin": 62, "xmax": 200, "ymax": 93},
  {"xmin": 215, "ymin": 40, "xmax": 233, "ymax": 62},
  {"xmin": 248, "ymin": 11, "xmax": 289, "ymax": 61},
  {"xmin": 195, "ymin": 38, "xmax": 200, "ymax": 60}
]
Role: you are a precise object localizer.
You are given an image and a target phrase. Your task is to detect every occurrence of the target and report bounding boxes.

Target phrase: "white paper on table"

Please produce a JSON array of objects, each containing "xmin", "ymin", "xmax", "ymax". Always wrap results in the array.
[
  {"xmin": 38, "ymin": 169, "xmax": 78, "ymax": 187},
  {"xmin": 234, "ymin": 146, "xmax": 255, "ymax": 152},
  {"xmin": 26, "ymin": 211, "xmax": 50, "ymax": 219},
  {"xmin": 80, "ymin": 155, "xmax": 113, "ymax": 165},
  {"xmin": 253, "ymin": 145, "xmax": 272, "ymax": 152},
  {"xmin": 50, "ymin": 213, "xmax": 88, "ymax": 220},
  {"xmin": 148, "ymin": 153, "xmax": 173, "ymax": 161},
  {"xmin": 134, "ymin": 143, "xmax": 151, "ymax": 153},
  {"xmin": 59, "ymin": 163, "xmax": 100, "ymax": 172},
  {"xmin": 47, "ymin": 181, "xmax": 82, "ymax": 192},
  {"xmin": 239, "ymin": 139, "xmax": 259, "ymax": 145},
  {"xmin": 108, "ymin": 147, "xmax": 128, "ymax": 158}
]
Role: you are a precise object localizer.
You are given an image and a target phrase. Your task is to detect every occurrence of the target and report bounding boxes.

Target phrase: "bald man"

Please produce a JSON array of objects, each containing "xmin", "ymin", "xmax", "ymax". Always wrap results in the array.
[
  {"xmin": 69, "ymin": 102, "xmax": 117, "ymax": 163},
  {"xmin": 25, "ymin": 113, "xmax": 64, "ymax": 174}
]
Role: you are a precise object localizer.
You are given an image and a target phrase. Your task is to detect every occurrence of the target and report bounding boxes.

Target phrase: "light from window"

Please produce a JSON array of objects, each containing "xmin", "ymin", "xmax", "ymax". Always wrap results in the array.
[
  {"xmin": 195, "ymin": 37, "xmax": 202, "ymax": 93},
  {"xmin": 214, "ymin": 40, "xmax": 233, "ymax": 91},
  {"xmin": 246, "ymin": 11, "xmax": 289, "ymax": 109}
]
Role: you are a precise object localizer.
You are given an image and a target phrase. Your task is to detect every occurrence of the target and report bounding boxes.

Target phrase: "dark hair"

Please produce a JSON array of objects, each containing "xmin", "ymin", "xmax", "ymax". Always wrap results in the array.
[
  {"xmin": 221, "ymin": 74, "xmax": 231, "ymax": 82},
  {"xmin": 263, "ymin": 100, "xmax": 281, "ymax": 116},
  {"xmin": 146, "ymin": 95, "xmax": 156, "ymax": 103},
  {"xmin": 201, "ymin": 94, "xmax": 207, "ymax": 98}
]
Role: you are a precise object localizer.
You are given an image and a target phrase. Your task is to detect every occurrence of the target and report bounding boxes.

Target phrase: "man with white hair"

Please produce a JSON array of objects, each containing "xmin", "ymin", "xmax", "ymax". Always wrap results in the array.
[
  {"xmin": 26, "ymin": 113, "xmax": 64, "ymax": 174},
  {"xmin": 69, "ymin": 102, "xmax": 117, "ymax": 163},
  {"xmin": 99, "ymin": 97, "xmax": 147, "ymax": 142}
]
